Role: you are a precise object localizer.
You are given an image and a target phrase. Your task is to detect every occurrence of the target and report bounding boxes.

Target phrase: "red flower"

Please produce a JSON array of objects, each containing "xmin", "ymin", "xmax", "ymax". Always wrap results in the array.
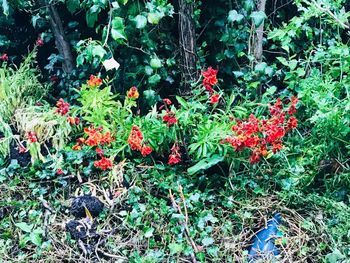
[
  {"xmin": 210, "ymin": 94, "xmax": 219, "ymax": 104},
  {"xmin": 56, "ymin": 168, "xmax": 64, "ymax": 175},
  {"xmin": 141, "ymin": 145, "xmax": 152, "ymax": 157},
  {"xmin": 168, "ymin": 142, "xmax": 181, "ymax": 165},
  {"xmin": 0, "ymin": 53, "xmax": 8, "ymax": 61},
  {"xmin": 36, "ymin": 37, "xmax": 44, "ymax": 47},
  {"xmin": 269, "ymin": 98, "xmax": 283, "ymax": 116},
  {"xmin": 128, "ymin": 125, "xmax": 143, "ymax": 151},
  {"xmin": 96, "ymin": 147, "xmax": 104, "ymax": 156},
  {"xmin": 55, "ymin": 98, "xmax": 70, "ymax": 116},
  {"xmin": 202, "ymin": 67, "xmax": 218, "ymax": 92},
  {"xmin": 163, "ymin": 98, "xmax": 172, "ymax": 105},
  {"xmin": 67, "ymin": 116, "xmax": 80, "ymax": 125},
  {"xmin": 100, "ymin": 131, "xmax": 113, "ymax": 145},
  {"xmin": 77, "ymin": 137, "xmax": 85, "ymax": 145},
  {"xmin": 87, "ymin": 75, "xmax": 102, "ymax": 87},
  {"xmin": 272, "ymin": 141, "xmax": 283, "ymax": 153},
  {"xmin": 72, "ymin": 144, "xmax": 81, "ymax": 151},
  {"xmin": 288, "ymin": 96, "xmax": 298, "ymax": 115},
  {"xmin": 50, "ymin": 75, "xmax": 58, "ymax": 83},
  {"xmin": 18, "ymin": 146, "xmax": 27, "ymax": 153},
  {"xmin": 287, "ymin": 116, "xmax": 298, "ymax": 130},
  {"xmin": 163, "ymin": 111, "xmax": 177, "ymax": 127},
  {"xmin": 250, "ymin": 151, "xmax": 261, "ymax": 164},
  {"xmin": 94, "ymin": 157, "xmax": 113, "ymax": 170},
  {"xmin": 127, "ymin": 86, "xmax": 139, "ymax": 99},
  {"xmin": 27, "ymin": 131, "xmax": 37, "ymax": 143}
]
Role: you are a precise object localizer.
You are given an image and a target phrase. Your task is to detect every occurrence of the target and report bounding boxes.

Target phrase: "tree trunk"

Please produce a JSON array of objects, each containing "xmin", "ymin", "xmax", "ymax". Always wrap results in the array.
[
  {"xmin": 178, "ymin": 0, "xmax": 198, "ymax": 95},
  {"xmin": 253, "ymin": 0, "xmax": 267, "ymax": 63},
  {"xmin": 47, "ymin": 3, "xmax": 74, "ymax": 73}
]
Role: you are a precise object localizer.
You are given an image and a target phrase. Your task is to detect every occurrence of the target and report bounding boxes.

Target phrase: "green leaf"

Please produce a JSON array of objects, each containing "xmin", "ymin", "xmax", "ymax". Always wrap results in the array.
[
  {"xmin": 15, "ymin": 222, "xmax": 33, "ymax": 233},
  {"xmin": 30, "ymin": 231, "xmax": 43, "ymax": 246},
  {"xmin": 144, "ymin": 227, "xmax": 154, "ymax": 238},
  {"xmin": 118, "ymin": 0, "xmax": 128, "ymax": 5},
  {"xmin": 92, "ymin": 45, "xmax": 107, "ymax": 59},
  {"xmin": 150, "ymin": 57, "xmax": 162, "ymax": 69},
  {"xmin": 135, "ymin": 15, "xmax": 147, "ymax": 29},
  {"xmin": 86, "ymin": 8, "xmax": 99, "ymax": 27},
  {"xmin": 143, "ymin": 89, "xmax": 158, "ymax": 106},
  {"xmin": 202, "ymin": 237, "xmax": 214, "ymax": 246},
  {"xmin": 66, "ymin": 0, "xmax": 80, "ymax": 13},
  {"xmin": 148, "ymin": 74, "xmax": 161, "ymax": 85},
  {"xmin": 228, "ymin": 10, "xmax": 244, "ymax": 23},
  {"xmin": 168, "ymin": 243, "xmax": 183, "ymax": 254},
  {"xmin": 254, "ymin": 62, "xmax": 267, "ymax": 73},
  {"xmin": 251, "ymin": 11, "xmax": 266, "ymax": 27},
  {"xmin": 111, "ymin": 17, "xmax": 127, "ymax": 41},
  {"xmin": 187, "ymin": 155, "xmax": 224, "ymax": 175},
  {"xmin": 148, "ymin": 12, "xmax": 162, "ymax": 24},
  {"xmin": 2, "ymin": 0, "xmax": 9, "ymax": 16}
]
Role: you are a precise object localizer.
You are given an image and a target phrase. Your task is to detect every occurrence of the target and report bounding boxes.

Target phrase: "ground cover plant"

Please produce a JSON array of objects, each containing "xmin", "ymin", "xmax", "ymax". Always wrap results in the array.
[{"xmin": 0, "ymin": 0, "xmax": 349, "ymax": 262}]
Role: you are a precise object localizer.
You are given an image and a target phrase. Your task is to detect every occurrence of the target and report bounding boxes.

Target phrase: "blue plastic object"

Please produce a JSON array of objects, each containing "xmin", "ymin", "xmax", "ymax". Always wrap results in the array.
[{"xmin": 248, "ymin": 213, "xmax": 282, "ymax": 262}]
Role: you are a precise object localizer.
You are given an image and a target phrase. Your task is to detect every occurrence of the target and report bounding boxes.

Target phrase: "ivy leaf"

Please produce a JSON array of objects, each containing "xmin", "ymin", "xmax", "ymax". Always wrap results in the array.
[
  {"xmin": 202, "ymin": 237, "xmax": 215, "ymax": 247},
  {"xmin": 86, "ymin": 7, "xmax": 99, "ymax": 27},
  {"xmin": 135, "ymin": 15, "xmax": 147, "ymax": 29},
  {"xmin": 31, "ymin": 14, "xmax": 41, "ymax": 28},
  {"xmin": 168, "ymin": 243, "xmax": 183, "ymax": 254},
  {"xmin": 118, "ymin": 0, "xmax": 128, "ymax": 5},
  {"xmin": 66, "ymin": 0, "xmax": 80, "ymax": 14},
  {"xmin": 92, "ymin": 45, "xmax": 107, "ymax": 59},
  {"xmin": 148, "ymin": 12, "xmax": 162, "ymax": 24},
  {"xmin": 187, "ymin": 155, "xmax": 224, "ymax": 175},
  {"xmin": 228, "ymin": 10, "xmax": 243, "ymax": 23},
  {"xmin": 148, "ymin": 74, "xmax": 161, "ymax": 85},
  {"xmin": 144, "ymin": 227, "xmax": 154, "ymax": 238},
  {"xmin": 143, "ymin": 89, "xmax": 158, "ymax": 106},
  {"xmin": 251, "ymin": 11, "xmax": 266, "ymax": 27},
  {"xmin": 15, "ymin": 222, "xmax": 33, "ymax": 233},
  {"xmin": 111, "ymin": 17, "xmax": 127, "ymax": 41}
]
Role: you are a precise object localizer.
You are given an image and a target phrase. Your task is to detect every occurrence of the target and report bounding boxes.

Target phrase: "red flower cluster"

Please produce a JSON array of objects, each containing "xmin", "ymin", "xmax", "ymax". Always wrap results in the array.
[
  {"xmin": 210, "ymin": 93, "xmax": 220, "ymax": 104},
  {"xmin": 163, "ymin": 98, "xmax": 172, "ymax": 105},
  {"xmin": 202, "ymin": 67, "xmax": 218, "ymax": 93},
  {"xmin": 163, "ymin": 111, "xmax": 177, "ymax": 127},
  {"xmin": 55, "ymin": 98, "xmax": 70, "ymax": 116},
  {"xmin": 168, "ymin": 142, "xmax": 181, "ymax": 165},
  {"xmin": 127, "ymin": 86, "xmax": 139, "ymax": 99},
  {"xmin": 56, "ymin": 168, "xmax": 64, "ymax": 175},
  {"xmin": 223, "ymin": 97, "xmax": 299, "ymax": 164},
  {"xmin": 141, "ymin": 145, "xmax": 153, "ymax": 157},
  {"xmin": 94, "ymin": 157, "xmax": 113, "ymax": 170},
  {"xmin": 27, "ymin": 131, "xmax": 37, "ymax": 143},
  {"xmin": 84, "ymin": 127, "xmax": 113, "ymax": 147},
  {"xmin": 72, "ymin": 137, "xmax": 85, "ymax": 151},
  {"xmin": 67, "ymin": 116, "xmax": 80, "ymax": 126},
  {"xmin": 288, "ymin": 96, "xmax": 298, "ymax": 115},
  {"xmin": 87, "ymin": 75, "xmax": 102, "ymax": 87},
  {"xmin": 127, "ymin": 125, "xmax": 152, "ymax": 156},
  {"xmin": 18, "ymin": 146, "xmax": 27, "ymax": 153},
  {"xmin": 36, "ymin": 37, "xmax": 44, "ymax": 47},
  {"xmin": 71, "ymin": 127, "xmax": 113, "ymax": 151},
  {"xmin": 50, "ymin": 75, "xmax": 59, "ymax": 83},
  {"xmin": 0, "ymin": 53, "xmax": 8, "ymax": 61},
  {"xmin": 128, "ymin": 125, "xmax": 143, "ymax": 151}
]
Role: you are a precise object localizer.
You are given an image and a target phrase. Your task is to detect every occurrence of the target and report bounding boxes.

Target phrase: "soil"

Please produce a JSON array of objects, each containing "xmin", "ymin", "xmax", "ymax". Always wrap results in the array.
[
  {"xmin": 9, "ymin": 142, "xmax": 31, "ymax": 167},
  {"xmin": 70, "ymin": 195, "xmax": 104, "ymax": 218}
]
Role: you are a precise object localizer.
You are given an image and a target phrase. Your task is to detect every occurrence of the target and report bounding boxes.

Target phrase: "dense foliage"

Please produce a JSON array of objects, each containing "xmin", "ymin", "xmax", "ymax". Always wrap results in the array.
[{"xmin": 0, "ymin": 0, "xmax": 349, "ymax": 262}]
